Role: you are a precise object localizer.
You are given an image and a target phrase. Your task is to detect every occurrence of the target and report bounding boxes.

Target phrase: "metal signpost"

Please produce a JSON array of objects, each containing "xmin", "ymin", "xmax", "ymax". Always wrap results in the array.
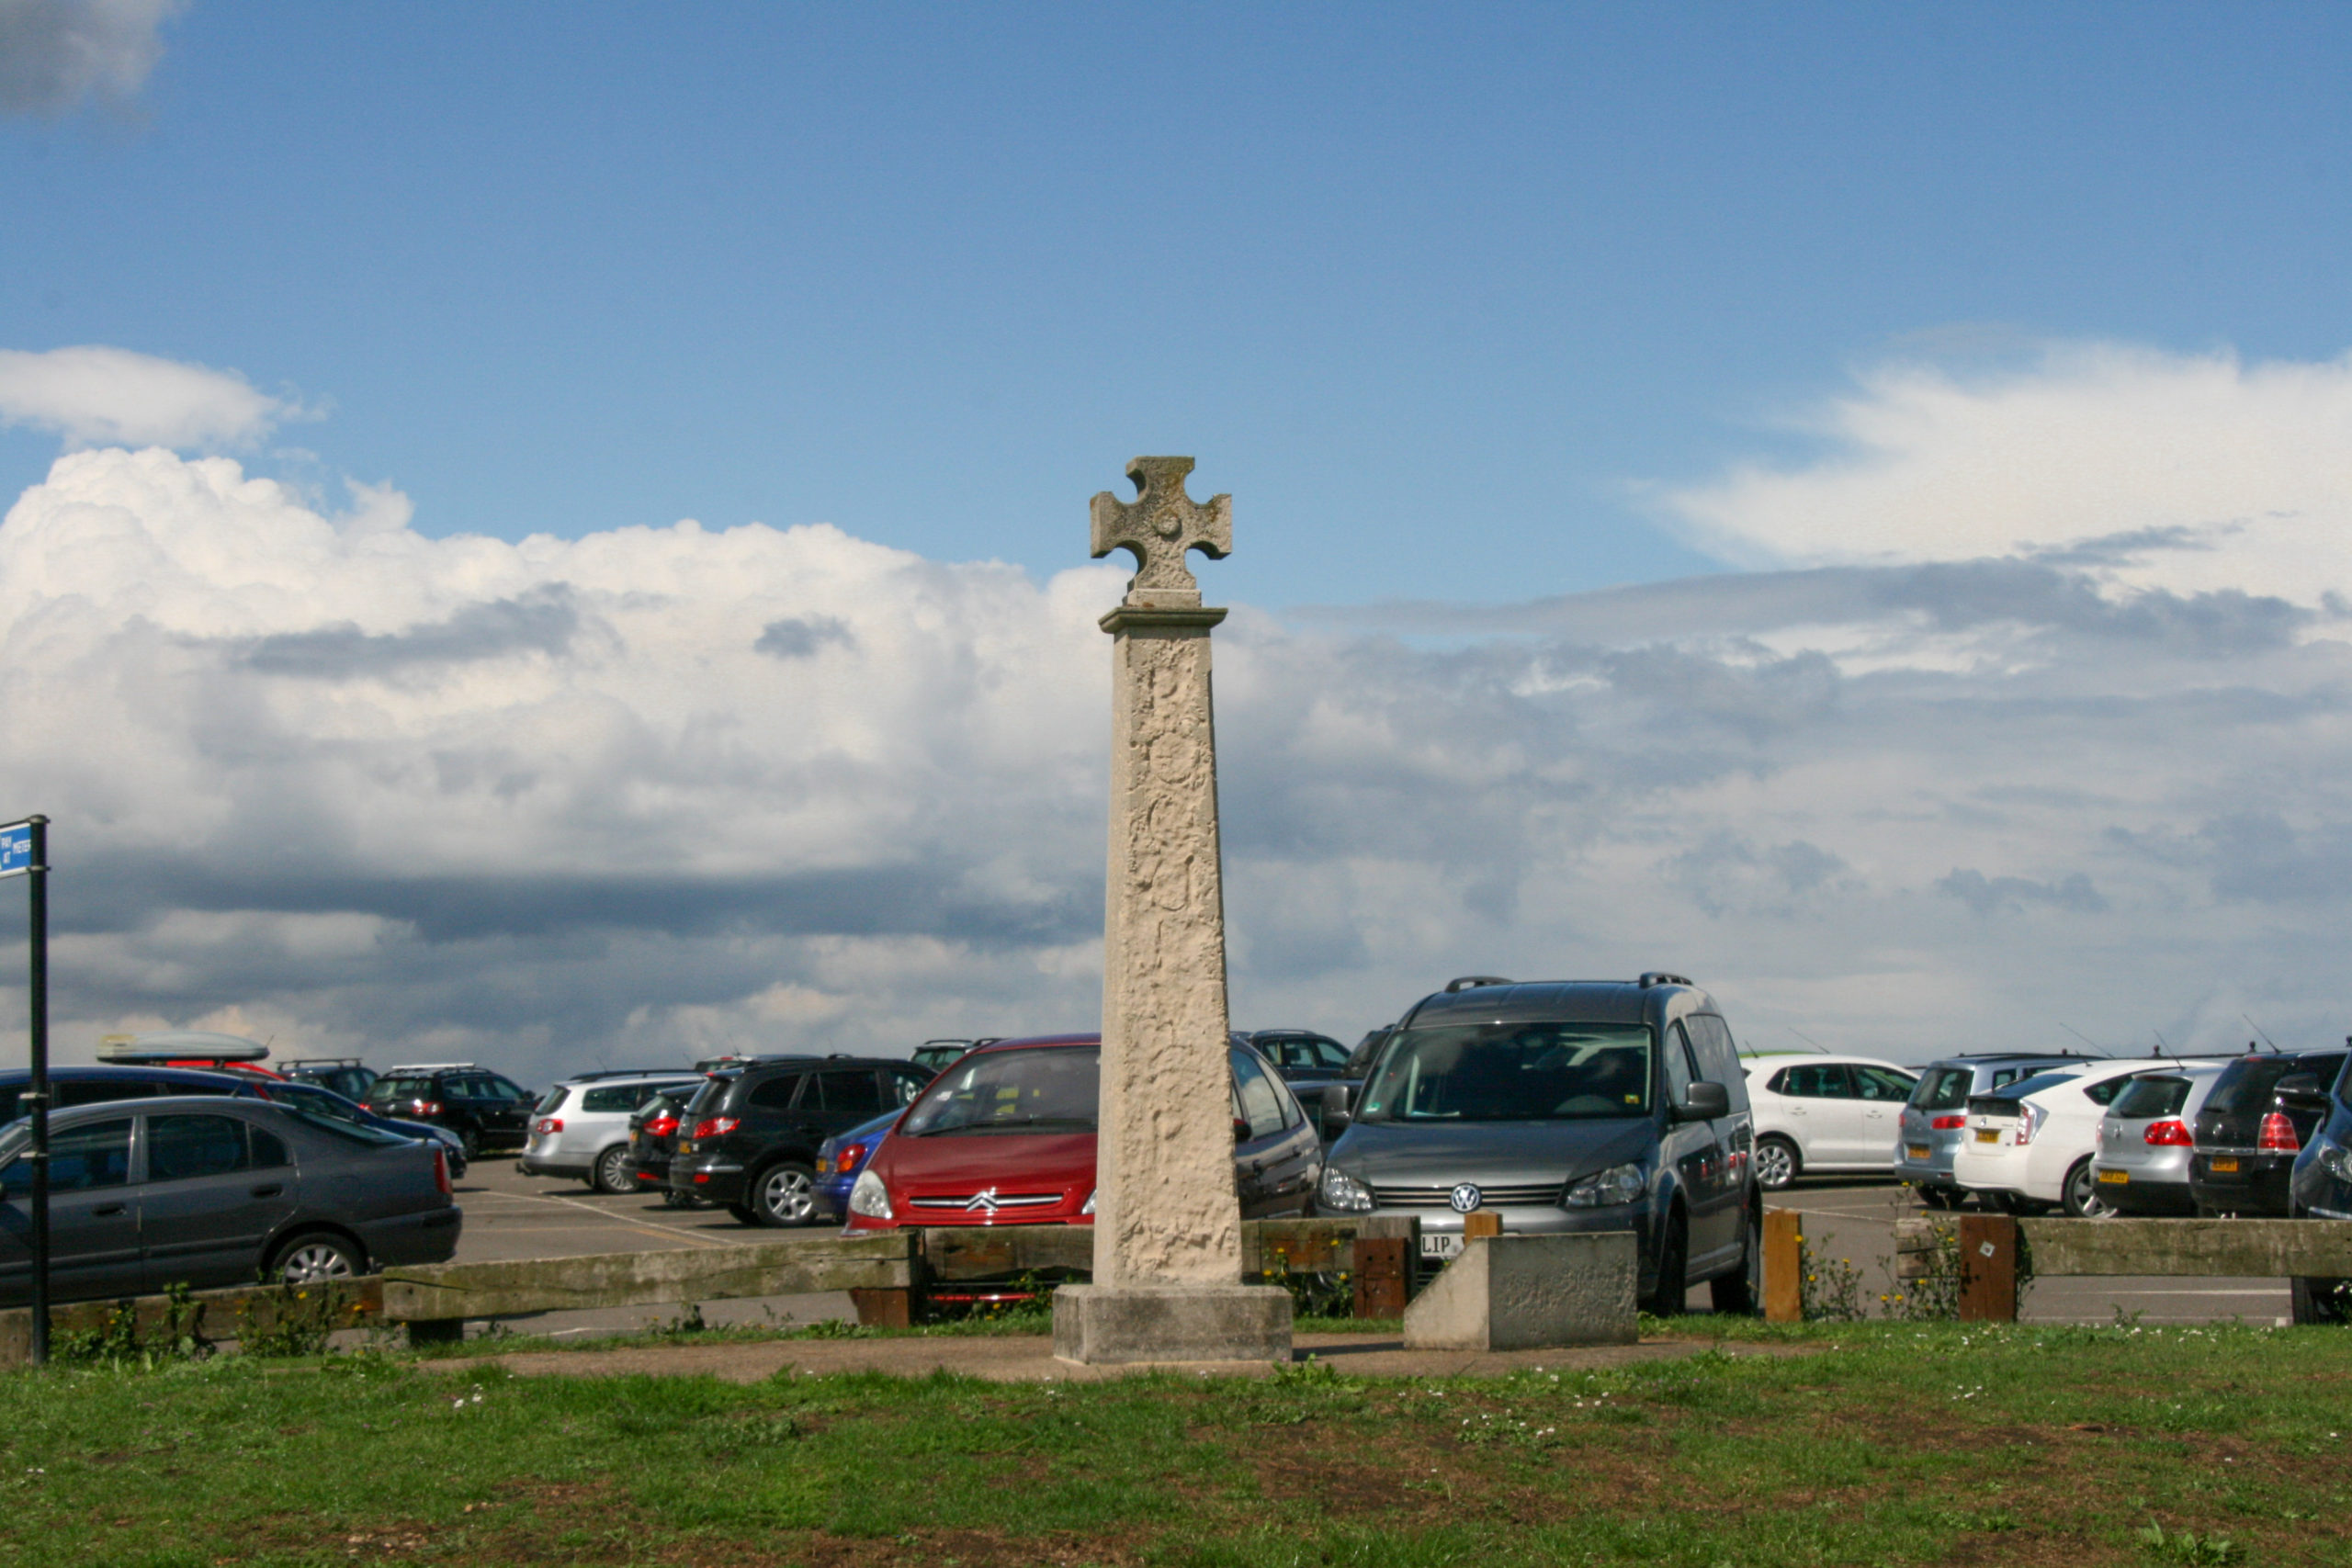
[{"xmin": 0, "ymin": 817, "xmax": 47, "ymax": 1363}]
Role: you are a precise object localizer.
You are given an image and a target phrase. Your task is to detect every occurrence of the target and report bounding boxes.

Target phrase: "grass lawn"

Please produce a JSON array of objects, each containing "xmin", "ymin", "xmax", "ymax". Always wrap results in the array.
[{"xmin": 5, "ymin": 1319, "xmax": 2347, "ymax": 1568}]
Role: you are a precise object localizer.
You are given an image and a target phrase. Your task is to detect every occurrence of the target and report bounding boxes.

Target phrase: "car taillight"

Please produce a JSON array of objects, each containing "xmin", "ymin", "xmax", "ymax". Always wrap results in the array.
[
  {"xmin": 838, "ymin": 1142, "xmax": 868, "ymax": 1169},
  {"xmin": 433, "ymin": 1146, "xmax": 452, "ymax": 1197},
  {"xmin": 2258, "ymin": 1112, "xmax": 2301, "ymax": 1152},
  {"xmin": 1930, "ymin": 1114, "xmax": 1965, "ymax": 1131},
  {"xmin": 2143, "ymin": 1119, "xmax": 2193, "ymax": 1146},
  {"xmin": 418, "ymin": 1100, "xmax": 442, "ymax": 1116},
  {"xmin": 534, "ymin": 1117, "xmax": 562, "ymax": 1134},
  {"xmin": 647, "ymin": 1114, "xmax": 678, "ymax": 1136},
  {"xmin": 693, "ymin": 1117, "xmax": 740, "ymax": 1139},
  {"xmin": 2014, "ymin": 1104, "xmax": 2045, "ymax": 1145}
]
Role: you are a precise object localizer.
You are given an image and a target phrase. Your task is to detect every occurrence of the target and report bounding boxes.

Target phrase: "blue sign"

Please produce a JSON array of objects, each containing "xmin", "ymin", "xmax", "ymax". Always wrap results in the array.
[{"xmin": 0, "ymin": 824, "xmax": 30, "ymax": 879}]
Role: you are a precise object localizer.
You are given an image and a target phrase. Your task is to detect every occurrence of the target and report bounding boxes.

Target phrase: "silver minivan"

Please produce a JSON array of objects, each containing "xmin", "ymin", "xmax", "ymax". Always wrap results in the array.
[
  {"xmin": 521, "ymin": 1072, "xmax": 704, "ymax": 1191},
  {"xmin": 1314, "ymin": 975, "xmax": 1759, "ymax": 1315}
]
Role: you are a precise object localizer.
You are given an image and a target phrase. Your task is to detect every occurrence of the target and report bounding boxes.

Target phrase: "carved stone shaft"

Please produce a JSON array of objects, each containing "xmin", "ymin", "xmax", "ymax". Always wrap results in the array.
[{"xmin": 1091, "ymin": 601, "xmax": 1238, "ymax": 1288}]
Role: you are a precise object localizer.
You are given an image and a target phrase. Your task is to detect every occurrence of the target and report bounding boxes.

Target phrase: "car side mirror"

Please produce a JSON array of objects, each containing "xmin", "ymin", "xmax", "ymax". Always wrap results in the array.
[
  {"xmin": 1319, "ymin": 1083, "xmax": 1353, "ymax": 1134},
  {"xmin": 2275, "ymin": 1072, "xmax": 2329, "ymax": 1112},
  {"xmin": 1675, "ymin": 1081, "xmax": 1730, "ymax": 1122}
]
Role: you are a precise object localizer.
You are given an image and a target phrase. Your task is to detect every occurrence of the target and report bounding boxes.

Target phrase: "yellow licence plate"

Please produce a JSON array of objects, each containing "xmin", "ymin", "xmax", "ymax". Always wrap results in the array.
[
  {"xmin": 1905, "ymin": 1144, "xmax": 1931, "ymax": 1160},
  {"xmin": 2211, "ymin": 1156, "xmax": 2239, "ymax": 1173},
  {"xmin": 1974, "ymin": 1129, "xmax": 2000, "ymax": 1143},
  {"xmin": 2098, "ymin": 1169, "xmax": 2130, "ymax": 1184}
]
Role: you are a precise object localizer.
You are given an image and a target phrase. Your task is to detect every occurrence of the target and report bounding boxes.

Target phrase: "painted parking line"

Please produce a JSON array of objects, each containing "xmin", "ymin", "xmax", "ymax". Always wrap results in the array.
[{"xmin": 462, "ymin": 1187, "xmax": 736, "ymax": 1248}]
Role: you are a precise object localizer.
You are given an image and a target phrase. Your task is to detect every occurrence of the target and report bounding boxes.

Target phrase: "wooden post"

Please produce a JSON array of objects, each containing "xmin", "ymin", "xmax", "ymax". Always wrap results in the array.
[
  {"xmin": 1352, "ymin": 1235, "xmax": 1408, "ymax": 1320},
  {"xmin": 849, "ymin": 1288, "xmax": 913, "ymax": 1328},
  {"xmin": 1762, "ymin": 1208, "xmax": 1803, "ymax": 1322},
  {"xmin": 1957, "ymin": 1213, "xmax": 2018, "ymax": 1322}
]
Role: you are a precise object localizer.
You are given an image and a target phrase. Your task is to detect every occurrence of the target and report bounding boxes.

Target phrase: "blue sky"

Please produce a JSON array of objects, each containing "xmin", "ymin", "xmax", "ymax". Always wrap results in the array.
[
  {"xmin": 10, "ymin": 3, "xmax": 2352, "ymax": 1074},
  {"xmin": 9, "ymin": 4, "xmax": 2352, "ymax": 605}
]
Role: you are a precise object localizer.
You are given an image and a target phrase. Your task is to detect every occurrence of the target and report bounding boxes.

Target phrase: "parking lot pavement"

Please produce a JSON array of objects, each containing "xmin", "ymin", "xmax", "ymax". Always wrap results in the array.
[
  {"xmin": 446, "ymin": 1156, "xmax": 853, "ymax": 1338},
  {"xmin": 1747, "ymin": 1179, "xmax": 2292, "ymax": 1325}
]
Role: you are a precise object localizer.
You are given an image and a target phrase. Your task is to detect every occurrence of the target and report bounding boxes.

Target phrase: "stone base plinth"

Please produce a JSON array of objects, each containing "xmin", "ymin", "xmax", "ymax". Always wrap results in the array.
[
  {"xmin": 1402, "ymin": 1233, "xmax": 1638, "ymax": 1350},
  {"xmin": 1051, "ymin": 1283, "xmax": 1293, "ymax": 1365}
]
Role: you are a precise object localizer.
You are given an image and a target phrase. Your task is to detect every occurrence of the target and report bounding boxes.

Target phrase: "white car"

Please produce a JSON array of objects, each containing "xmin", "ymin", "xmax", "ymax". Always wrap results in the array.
[
  {"xmin": 1740, "ymin": 1053, "xmax": 1920, "ymax": 1190},
  {"xmin": 1951, "ymin": 1058, "xmax": 2171, "ymax": 1216}
]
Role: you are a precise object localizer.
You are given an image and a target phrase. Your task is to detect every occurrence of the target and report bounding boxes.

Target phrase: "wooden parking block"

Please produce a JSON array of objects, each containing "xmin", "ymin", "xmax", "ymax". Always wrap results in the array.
[
  {"xmin": 1352, "ymin": 1235, "xmax": 1409, "ymax": 1319},
  {"xmin": 1958, "ymin": 1213, "xmax": 2018, "ymax": 1323},
  {"xmin": 849, "ymin": 1287, "xmax": 913, "ymax": 1328},
  {"xmin": 1762, "ymin": 1208, "xmax": 1803, "ymax": 1323}
]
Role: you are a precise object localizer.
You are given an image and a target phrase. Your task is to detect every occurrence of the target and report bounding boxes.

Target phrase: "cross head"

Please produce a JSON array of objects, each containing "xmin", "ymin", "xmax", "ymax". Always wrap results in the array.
[{"xmin": 1090, "ymin": 457, "xmax": 1231, "ymax": 599}]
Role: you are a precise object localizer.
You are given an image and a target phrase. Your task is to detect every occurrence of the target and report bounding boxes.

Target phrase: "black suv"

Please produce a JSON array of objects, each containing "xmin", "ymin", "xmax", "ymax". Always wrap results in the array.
[
  {"xmin": 1316, "ymin": 973, "xmax": 1760, "ymax": 1314},
  {"xmin": 2192, "ymin": 1046, "xmax": 2351, "ymax": 1216},
  {"xmin": 365, "ymin": 1064, "xmax": 535, "ymax": 1157},
  {"xmin": 670, "ymin": 1056, "xmax": 935, "ymax": 1226}
]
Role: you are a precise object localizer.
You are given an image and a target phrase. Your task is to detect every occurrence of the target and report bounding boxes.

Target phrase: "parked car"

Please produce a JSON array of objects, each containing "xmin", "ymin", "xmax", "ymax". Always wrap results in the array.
[
  {"xmin": 671, "ymin": 1057, "xmax": 937, "ymax": 1225},
  {"xmin": 279, "ymin": 1058, "xmax": 378, "ymax": 1101},
  {"xmin": 1248, "ymin": 1030, "xmax": 1353, "ymax": 1088},
  {"xmin": 911, "ymin": 1040, "xmax": 988, "ymax": 1073},
  {"xmin": 1312, "ymin": 974, "xmax": 1759, "ymax": 1316},
  {"xmin": 257, "ymin": 1078, "xmax": 469, "ymax": 1180},
  {"xmin": 625, "ymin": 1087, "xmax": 702, "ymax": 1207},
  {"xmin": 2191, "ymin": 1046, "xmax": 2352, "ymax": 1217},
  {"xmin": 1895, "ymin": 1053, "xmax": 2102, "ymax": 1208},
  {"xmin": 1740, "ymin": 1054, "xmax": 1918, "ymax": 1190},
  {"xmin": 364, "ymin": 1064, "xmax": 535, "ymax": 1157},
  {"xmin": 2284, "ymin": 1049, "xmax": 2352, "ymax": 1323},
  {"xmin": 842, "ymin": 1034, "xmax": 1321, "ymax": 1235},
  {"xmin": 0, "ymin": 1064, "xmax": 270, "ymax": 1122},
  {"xmin": 2088, "ymin": 1062, "xmax": 2231, "ymax": 1215},
  {"xmin": 521, "ymin": 1072, "xmax": 705, "ymax": 1192},
  {"xmin": 816, "ymin": 1110, "xmax": 899, "ymax": 1221},
  {"xmin": 0, "ymin": 1096, "xmax": 461, "ymax": 1305},
  {"xmin": 1952, "ymin": 1059, "xmax": 2179, "ymax": 1216}
]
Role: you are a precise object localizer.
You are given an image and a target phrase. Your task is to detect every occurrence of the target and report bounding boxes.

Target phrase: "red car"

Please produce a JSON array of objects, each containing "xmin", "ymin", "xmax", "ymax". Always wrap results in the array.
[{"xmin": 842, "ymin": 1033, "xmax": 1322, "ymax": 1233}]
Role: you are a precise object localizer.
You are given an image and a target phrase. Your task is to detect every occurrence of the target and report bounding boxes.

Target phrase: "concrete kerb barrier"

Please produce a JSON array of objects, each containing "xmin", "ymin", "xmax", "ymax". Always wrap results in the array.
[{"xmin": 1401, "ymin": 1232, "xmax": 1639, "ymax": 1350}]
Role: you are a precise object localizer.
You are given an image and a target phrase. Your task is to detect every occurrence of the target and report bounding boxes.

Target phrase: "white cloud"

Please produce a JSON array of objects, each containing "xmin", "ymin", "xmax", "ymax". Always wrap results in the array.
[
  {"xmin": 0, "ymin": 345, "xmax": 300, "ymax": 450},
  {"xmin": 6, "ymin": 402, "xmax": 2352, "ymax": 1083},
  {"xmin": 1661, "ymin": 343, "xmax": 2352, "ymax": 607},
  {"xmin": 0, "ymin": 0, "xmax": 179, "ymax": 118}
]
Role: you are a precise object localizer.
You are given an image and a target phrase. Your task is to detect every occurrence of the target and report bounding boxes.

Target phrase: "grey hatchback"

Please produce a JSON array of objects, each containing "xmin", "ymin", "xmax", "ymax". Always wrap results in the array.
[
  {"xmin": 1314, "ymin": 975, "xmax": 1759, "ymax": 1315},
  {"xmin": 0, "ymin": 1096, "xmax": 461, "ymax": 1306}
]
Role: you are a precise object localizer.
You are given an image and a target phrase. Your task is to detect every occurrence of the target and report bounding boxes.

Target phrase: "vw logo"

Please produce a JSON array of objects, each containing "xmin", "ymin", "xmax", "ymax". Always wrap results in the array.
[
  {"xmin": 1448, "ymin": 1183, "xmax": 1483, "ymax": 1213},
  {"xmin": 965, "ymin": 1187, "xmax": 1001, "ymax": 1214}
]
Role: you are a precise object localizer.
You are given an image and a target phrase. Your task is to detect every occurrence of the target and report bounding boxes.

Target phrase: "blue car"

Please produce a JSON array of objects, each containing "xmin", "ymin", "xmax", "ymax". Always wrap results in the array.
[{"xmin": 816, "ymin": 1110, "xmax": 898, "ymax": 1223}]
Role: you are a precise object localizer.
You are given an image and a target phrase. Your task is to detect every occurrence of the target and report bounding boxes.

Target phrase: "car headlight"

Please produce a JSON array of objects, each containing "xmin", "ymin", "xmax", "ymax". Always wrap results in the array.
[
  {"xmin": 847, "ymin": 1168, "xmax": 894, "ymax": 1220},
  {"xmin": 1080, "ymin": 1189, "xmax": 1096, "ymax": 1215},
  {"xmin": 2314, "ymin": 1135, "xmax": 2352, "ymax": 1183},
  {"xmin": 1319, "ymin": 1168, "xmax": 1374, "ymax": 1213},
  {"xmin": 1562, "ymin": 1161, "xmax": 1645, "ymax": 1208}
]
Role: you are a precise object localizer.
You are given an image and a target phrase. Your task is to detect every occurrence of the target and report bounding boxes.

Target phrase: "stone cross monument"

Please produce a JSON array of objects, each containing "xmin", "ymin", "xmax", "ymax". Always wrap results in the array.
[{"xmin": 1052, "ymin": 457, "xmax": 1294, "ymax": 1365}]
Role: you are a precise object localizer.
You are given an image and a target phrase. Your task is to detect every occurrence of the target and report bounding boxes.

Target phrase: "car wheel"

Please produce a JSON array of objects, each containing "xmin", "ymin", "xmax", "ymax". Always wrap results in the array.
[
  {"xmin": 2292, "ymin": 1276, "xmax": 2352, "ymax": 1325},
  {"xmin": 1754, "ymin": 1136, "xmax": 1800, "ymax": 1192},
  {"xmin": 750, "ymin": 1163, "xmax": 820, "ymax": 1227},
  {"xmin": 2061, "ymin": 1157, "xmax": 2109, "ymax": 1219},
  {"xmin": 593, "ymin": 1145, "xmax": 634, "ymax": 1194},
  {"xmin": 1642, "ymin": 1213, "xmax": 1689, "ymax": 1316},
  {"xmin": 269, "ymin": 1231, "xmax": 365, "ymax": 1285},
  {"xmin": 1916, "ymin": 1184, "xmax": 1955, "ymax": 1211},
  {"xmin": 1710, "ymin": 1207, "xmax": 1761, "ymax": 1316},
  {"xmin": 459, "ymin": 1126, "xmax": 482, "ymax": 1160}
]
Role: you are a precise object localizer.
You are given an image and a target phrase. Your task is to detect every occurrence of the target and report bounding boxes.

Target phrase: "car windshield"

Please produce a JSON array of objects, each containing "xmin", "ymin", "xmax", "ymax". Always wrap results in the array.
[
  {"xmin": 272, "ymin": 1083, "xmax": 364, "ymax": 1122},
  {"xmin": 277, "ymin": 1104, "xmax": 410, "ymax": 1146},
  {"xmin": 1361, "ymin": 1022, "xmax": 1652, "ymax": 1122},
  {"xmin": 900, "ymin": 1046, "xmax": 1100, "ymax": 1135},
  {"xmin": 1993, "ymin": 1070, "xmax": 2085, "ymax": 1102},
  {"xmin": 2111, "ymin": 1075, "xmax": 2193, "ymax": 1119}
]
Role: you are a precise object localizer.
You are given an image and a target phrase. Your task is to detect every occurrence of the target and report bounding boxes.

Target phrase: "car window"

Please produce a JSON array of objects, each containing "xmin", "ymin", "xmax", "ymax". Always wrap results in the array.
[
  {"xmin": 582, "ymin": 1085, "xmax": 654, "ymax": 1113},
  {"xmin": 274, "ymin": 1084, "xmax": 358, "ymax": 1122},
  {"xmin": 1363, "ymin": 1021, "xmax": 1653, "ymax": 1122},
  {"xmin": 6, "ymin": 1117, "xmax": 133, "ymax": 1194},
  {"xmin": 1664, "ymin": 1025, "xmax": 1697, "ymax": 1103},
  {"xmin": 1770, "ymin": 1063, "xmax": 1853, "ymax": 1099},
  {"xmin": 1853, "ymin": 1066, "xmax": 1916, "ymax": 1102},
  {"xmin": 1912, "ymin": 1067, "xmax": 1973, "ymax": 1111},
  {"xmin": 2112, "ymin": 1076, "xmax": 2191, "ymax": 1119},
  {"xmin": 251, "ymin": 1125, "xmax": 291, "ymax": 1168},
  {"xmin": 814, "ymin": 1070, "xmax": 885, "ymax": 1117},
  {"xmin": 280, "ymin": 1104, "xmax": 408, "ymax": 1145},
  {"xmin": 1229, "ymin": 1049, "xmax": 1287, "ymax": 1140},
  {"xmin": 535, "ymin": 1086, "xmax": 571, "ymax": 1115},
  {"xmin": 488, "ymin": 1077, "xmax": 528, "ymax": 1102},
  {"xmin": 746, "ymin": 1075, "xmax": 804, "ymax": 1111},
  {"xmin": 372, "ymin": 1077, "xmax": 435, "ymax": 1103},
  {"xmin": 886, "ymin": 1068, "xmax": 930, "ymax": 1107},
  {"xmin": 2083, "ymin": 1076, "xmax": 2132, "ymax": 1107},
  {"xmin": 1683, "ymin": 1016, "xmax": 1750, "ymax": 1112},
  {"xmin": 146, "ymin": 1113, "xmax": 253, "ymax": 1182},
  {"xmin": 901, "ymin": 1047, "xmax": 1100, "ymax": 1135},
  {"xmin": 2001, "ymin": 1069, "xmax": 2085, "ymax": 1100}
]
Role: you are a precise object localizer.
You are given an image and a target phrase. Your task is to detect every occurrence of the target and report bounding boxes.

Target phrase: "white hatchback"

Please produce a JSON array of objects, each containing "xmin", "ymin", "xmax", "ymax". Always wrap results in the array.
[
  {"xmin": 1951, "ymin": 1058, "xmax": 2170, "ymax": 1216},
  {"xmin": 521, "ymin": 1072, "xmax": 705, "ymax": 1192},
  {"xmin": 1741, "ymin": 1054, "xmax": 1919, "ymax": 1190}
]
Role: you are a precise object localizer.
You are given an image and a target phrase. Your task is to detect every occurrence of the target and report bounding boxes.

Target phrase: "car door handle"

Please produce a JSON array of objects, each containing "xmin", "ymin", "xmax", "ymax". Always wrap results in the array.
[
  {"xmin": 92, "ymin": 1201, "xmax": 126, "ymax": 1217},
  {"xmin": 250, "ymin": 1183, "xmax": 284, "ymax": 1198}
]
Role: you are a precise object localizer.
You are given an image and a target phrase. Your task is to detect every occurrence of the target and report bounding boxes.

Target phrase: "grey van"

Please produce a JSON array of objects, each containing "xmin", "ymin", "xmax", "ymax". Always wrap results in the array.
[{"xmin": 1313, "ymin": 975, "xmax": 1759, "ymax": 1315}]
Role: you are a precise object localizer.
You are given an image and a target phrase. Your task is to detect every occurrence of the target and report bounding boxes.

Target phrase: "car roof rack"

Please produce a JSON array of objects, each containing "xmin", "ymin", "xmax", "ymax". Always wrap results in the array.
[
  {"xmin": 560, "ymin": 1067, "xmax": 695, "ymax": 1082},
  {"xmin": 1443, "ymin": 976, "xmax": 1513, "ymax": 993},
  {"xmin": 97, "ymin": 1031, "xmax": 271, "ymax": 1064},
  {"xmin": 383, "ymin": 1062, "xmax": 484, "ymax": 1075},
  {"xmin": 1637, "ymin": 972, "xmax": 1694, "ymax": 989},
  {"xmin": 280, "ymin": 1057, "xmax": 364, "ymax": 1069}
]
